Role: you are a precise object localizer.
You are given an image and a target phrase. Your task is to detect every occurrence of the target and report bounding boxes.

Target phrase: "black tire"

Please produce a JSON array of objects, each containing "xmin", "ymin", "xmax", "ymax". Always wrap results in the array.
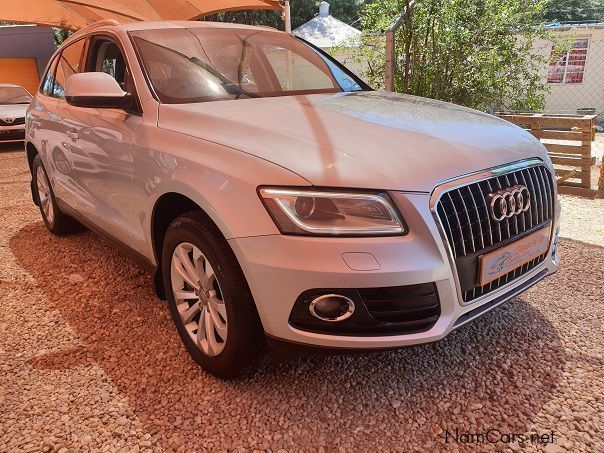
[
  {"xmin": 32, "ymin": 155, "xmax": 80, "ymax": 235},
  {"xmin": 161, "ymin": 211, "xmax": 268, "ymax": 379}
]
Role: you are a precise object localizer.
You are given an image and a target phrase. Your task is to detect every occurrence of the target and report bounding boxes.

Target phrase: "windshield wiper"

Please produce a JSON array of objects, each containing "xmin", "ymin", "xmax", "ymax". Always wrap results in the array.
[{"xmin": 134, "ymin": 36, "xmax": 261, "ymax": 101}]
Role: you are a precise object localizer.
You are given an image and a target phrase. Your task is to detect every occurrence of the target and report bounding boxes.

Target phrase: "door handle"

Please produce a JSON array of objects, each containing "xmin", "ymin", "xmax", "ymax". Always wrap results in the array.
[{"xmin": 66, "ymin": 131, "xmax": 79, "ymax": 140}]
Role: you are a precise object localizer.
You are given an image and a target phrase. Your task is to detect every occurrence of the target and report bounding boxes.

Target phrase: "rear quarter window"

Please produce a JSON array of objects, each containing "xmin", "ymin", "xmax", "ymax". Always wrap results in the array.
[{"xmin": 40, "ymin": 56, "xmax": 59, "ymax": 97}]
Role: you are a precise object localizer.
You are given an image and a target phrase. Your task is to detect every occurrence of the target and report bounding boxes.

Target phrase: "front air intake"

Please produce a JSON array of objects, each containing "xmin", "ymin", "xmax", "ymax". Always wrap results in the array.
[{"xmin": 289, "ymin": 283, "xmax": 440, "ymax": 336}]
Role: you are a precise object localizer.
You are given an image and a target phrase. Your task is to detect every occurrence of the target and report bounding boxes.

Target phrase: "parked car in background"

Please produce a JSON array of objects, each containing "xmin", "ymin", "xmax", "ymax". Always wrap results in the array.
[
  {"xmin": 25, "ymin": 20, "xmax": 560, "ymax": 379},
  {"xmin": 0, "ymin": 83, "xmax": 31, "ymax": 143}
]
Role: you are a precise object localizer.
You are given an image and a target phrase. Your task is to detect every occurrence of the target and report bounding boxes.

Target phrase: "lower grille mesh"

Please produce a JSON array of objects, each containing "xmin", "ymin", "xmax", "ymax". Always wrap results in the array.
[{"xmin": 0, "ymin": 129, "xmax": 25, "ymax": 140}]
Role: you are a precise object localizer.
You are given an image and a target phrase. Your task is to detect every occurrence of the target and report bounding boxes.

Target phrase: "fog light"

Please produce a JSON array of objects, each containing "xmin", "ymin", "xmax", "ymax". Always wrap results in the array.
[{"xmin": 309, "ymin": 294, "xmax": 355, "ymax": 322}]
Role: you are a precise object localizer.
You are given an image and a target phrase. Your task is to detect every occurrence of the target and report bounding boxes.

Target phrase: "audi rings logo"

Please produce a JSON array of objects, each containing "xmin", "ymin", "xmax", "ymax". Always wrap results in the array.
[{"xmin": 487, "ymin": 185, "xmax": 531, "ymax": 222}]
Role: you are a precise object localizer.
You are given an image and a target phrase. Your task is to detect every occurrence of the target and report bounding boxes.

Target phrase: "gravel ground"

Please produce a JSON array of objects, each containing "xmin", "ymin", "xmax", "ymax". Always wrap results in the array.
[{"xmin": 0, "ymin": 144, "xmax": 603, "ymax": 452}]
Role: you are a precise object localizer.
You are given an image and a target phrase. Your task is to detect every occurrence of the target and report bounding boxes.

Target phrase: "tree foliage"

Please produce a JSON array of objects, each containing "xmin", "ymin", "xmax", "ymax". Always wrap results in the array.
[
  {"xmin": 358, "ymin": 0, "xmax": 550, "ymax": 112},
  {"xmin": 52, "ymin": 28, "xmax": 71, "ymax": 46},
  {"xmin": 543, "ymin": 0, "xmax": 604, "ymax": 23},
  {"xmin": 204, "ymin": 0, "xmax": 368, "ymax": 29}
]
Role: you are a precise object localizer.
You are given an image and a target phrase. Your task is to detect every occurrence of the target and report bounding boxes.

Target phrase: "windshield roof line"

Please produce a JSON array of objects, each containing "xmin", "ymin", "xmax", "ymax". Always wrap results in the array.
[{"xmin": 129, "ymin": 27, "xmax": 369, "ymax": 105}]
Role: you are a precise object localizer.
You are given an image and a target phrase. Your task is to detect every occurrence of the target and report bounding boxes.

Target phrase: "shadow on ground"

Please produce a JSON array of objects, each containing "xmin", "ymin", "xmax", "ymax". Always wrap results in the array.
[{"xmin": 10, "ymin": 222, "xmax": 571, "ymax": 450}]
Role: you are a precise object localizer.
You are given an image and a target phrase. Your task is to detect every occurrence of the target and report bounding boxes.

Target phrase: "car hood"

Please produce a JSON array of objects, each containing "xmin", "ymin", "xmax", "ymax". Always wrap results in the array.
[
  {"xmin": 0, "ymin": 104, "xmax": 28, "ymax": 119},
  {"xmin": 158, "ymin": 91, "xmax": 548, "ymax": 192}
]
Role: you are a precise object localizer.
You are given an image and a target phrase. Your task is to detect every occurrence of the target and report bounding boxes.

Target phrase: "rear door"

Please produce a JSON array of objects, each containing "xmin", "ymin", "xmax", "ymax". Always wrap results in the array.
[
  {"xmin": 41, "ymin": 38, "xmax": 89, "ymax": 210},
  {"xmin": 28, "ymin": 48, "xmax": 82, "ymax": 209}
]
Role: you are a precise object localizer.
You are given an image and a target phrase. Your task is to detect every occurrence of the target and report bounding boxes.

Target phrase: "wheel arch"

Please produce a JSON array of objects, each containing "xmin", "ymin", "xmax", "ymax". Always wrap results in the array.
[
  {"xmin": 26, "ymin": 142, "xmax": 41, "ymax": 205},
  {"xmin": 149, "ymin": 188, "xmax": 235, "ymax": 300},
  {"xmin": 26, "ymin": 141, "xmax": 38, "ymax": 173}
]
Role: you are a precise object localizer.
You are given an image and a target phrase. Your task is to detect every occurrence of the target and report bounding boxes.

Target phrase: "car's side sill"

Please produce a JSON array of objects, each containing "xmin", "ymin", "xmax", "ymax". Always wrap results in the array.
[{"xmin": 56, "ymin": 199, "xmax": 156, "ymax": 274}]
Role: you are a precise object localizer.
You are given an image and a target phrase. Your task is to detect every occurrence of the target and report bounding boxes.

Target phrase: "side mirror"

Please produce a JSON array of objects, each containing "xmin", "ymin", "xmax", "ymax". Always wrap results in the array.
[{"xmin": 65, "ymin": 72, "xmax": 131, "ymax": 109}]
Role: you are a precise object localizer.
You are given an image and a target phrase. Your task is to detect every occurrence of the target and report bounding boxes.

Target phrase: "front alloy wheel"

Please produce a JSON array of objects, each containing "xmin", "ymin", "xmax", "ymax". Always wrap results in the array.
[
  {"xmin": 162, "ymin": 211, "xmax": 267, "ymax": 378},
  {"xmin": 171, "ymin": 242, "xmax": 228, "ymax": 356}
]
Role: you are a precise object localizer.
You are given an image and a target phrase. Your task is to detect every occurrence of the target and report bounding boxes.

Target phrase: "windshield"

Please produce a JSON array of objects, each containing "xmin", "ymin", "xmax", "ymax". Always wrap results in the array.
[
  {"xmin": 130, "ymin": 27, "xmax": 365, "ymax": 104},
  {"xmin": 0, "ymin": 86, "xmax": 32, "ymax": 104}
]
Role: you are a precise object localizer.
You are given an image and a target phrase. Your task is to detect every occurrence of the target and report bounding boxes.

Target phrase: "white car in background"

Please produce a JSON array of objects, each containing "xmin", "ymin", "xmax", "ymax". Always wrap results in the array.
[
  {"xmin": 0, "ymin": 83, "xmax": 31, "ymax": 143},
  {"xmin": 25, "ymin": 20, "xmax": 560, "ymax": 378}
]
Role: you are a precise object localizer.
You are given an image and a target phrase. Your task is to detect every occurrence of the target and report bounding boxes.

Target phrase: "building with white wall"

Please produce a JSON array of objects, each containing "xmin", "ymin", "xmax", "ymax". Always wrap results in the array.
[{"xmin": 533, "ymin": 22, "xmax": 604, "ymax": 120}]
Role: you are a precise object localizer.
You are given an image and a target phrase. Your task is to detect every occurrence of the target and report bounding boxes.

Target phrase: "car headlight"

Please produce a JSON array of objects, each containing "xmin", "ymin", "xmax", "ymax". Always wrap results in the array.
[{"xmin": 258, "ymin": 187, "xmax": 407, "ymax": 236}]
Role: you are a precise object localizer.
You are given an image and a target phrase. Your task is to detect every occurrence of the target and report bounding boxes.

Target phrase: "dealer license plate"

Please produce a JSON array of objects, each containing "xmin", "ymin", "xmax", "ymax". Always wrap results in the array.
[{"xmin": 478, "ymin": 227, "xmax": 551, "ymax": 286}]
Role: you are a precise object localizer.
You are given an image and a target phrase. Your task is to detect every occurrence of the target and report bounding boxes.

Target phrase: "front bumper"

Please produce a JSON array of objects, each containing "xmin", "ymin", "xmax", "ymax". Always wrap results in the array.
[
  {"xmin": 0, "ymin": 124, "xmax": 25, "ymax": 142},
  {"xmin": 229, "ymin": 190, "xmax": 560, "ymax": 350}
]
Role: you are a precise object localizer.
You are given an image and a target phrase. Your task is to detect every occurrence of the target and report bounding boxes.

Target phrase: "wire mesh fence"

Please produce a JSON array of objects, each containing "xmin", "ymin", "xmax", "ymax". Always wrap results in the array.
[{"xmin": 535, "ymin": 22, "xmax": 604, "ymax": 178}]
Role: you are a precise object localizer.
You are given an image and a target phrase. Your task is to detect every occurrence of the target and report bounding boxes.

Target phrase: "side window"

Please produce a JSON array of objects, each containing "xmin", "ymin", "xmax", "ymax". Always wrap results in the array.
[
  {"xmin": 40, "ymin": 56, "xmax": 59, "ymax": 96},
  {"xmin": 53, "ymin": 38, "xmax": 87, "ymax": 99},
  {"xmin": 85, "ymin": 36, "xmax": 140, "ymax": 113},
  {"xmin": 90, "ymin": 40, "xmax": 127, "ymax": 89}
]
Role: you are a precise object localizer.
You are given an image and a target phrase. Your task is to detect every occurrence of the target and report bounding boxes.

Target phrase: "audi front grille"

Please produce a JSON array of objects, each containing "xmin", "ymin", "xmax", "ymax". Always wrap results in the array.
[{"xmin": 434, "ymin": 162, "xmax": 555, "ymax": 303}]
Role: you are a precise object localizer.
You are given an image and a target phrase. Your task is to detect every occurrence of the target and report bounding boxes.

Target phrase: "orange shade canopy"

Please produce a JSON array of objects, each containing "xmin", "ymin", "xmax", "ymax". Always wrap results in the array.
[{"xmin": 3, "ymin": 0, "xmax": 283, "ymax": 30}]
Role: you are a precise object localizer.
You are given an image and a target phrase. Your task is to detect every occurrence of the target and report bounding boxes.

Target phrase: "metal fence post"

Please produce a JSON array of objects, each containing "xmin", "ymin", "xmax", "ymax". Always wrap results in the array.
[
  {"xmin": 385, "ymin": 0, "xmax": 414, "ymax": 92},
  {"xmin": 385, "ymin": 29, "xmax": 395, "ymax": 91}
]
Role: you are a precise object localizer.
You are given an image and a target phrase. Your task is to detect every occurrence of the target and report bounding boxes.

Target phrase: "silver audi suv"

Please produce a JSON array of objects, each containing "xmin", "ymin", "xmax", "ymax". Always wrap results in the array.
[{"xmin": 25, "ymin": 20, "xmax": 560, "ymax": 378}]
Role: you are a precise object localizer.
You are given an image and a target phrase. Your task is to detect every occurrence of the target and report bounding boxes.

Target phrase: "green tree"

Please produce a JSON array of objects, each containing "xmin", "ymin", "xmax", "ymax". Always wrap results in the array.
[
  {"xmin": 202, "ymin": 9, "xmax": 283, "ymax": 29},
  {"xmin": 204, "ymin": 0, "xmax": 368, "ymax": 29},
  {"xmin": 358, "ymin": 0, "xmax": 550, "ymax": 112},
  {"xmin": 543, "ymin": 0, "xmax": 604, "ymax": 23},
  {"xmin": 52, "ymin": 28, "xmax": 71, "ymax": 47}
]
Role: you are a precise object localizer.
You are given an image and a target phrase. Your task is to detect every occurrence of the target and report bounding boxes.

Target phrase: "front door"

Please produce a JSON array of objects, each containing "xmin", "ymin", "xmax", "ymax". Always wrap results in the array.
[{"xmin": 57, "ymin": 36, "xmax": 143, "ymax": 249}]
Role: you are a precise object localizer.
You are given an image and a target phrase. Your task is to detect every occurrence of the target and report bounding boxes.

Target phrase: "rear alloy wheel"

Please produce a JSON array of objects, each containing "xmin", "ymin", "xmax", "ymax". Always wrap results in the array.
[
  {"xmin": 36, "ymin": 164, "xmax": 55, "ymax": 226},
  {"xmin": 32, "ymin": 155, "xmax": 80, "ymax": 235},
  {"xmin": 162, "ymin": 211, "xmax": 268, "ymax": 379},
  {"xmin": 171, "ymin": 242, "xmax": 228, "ymax": 357}
]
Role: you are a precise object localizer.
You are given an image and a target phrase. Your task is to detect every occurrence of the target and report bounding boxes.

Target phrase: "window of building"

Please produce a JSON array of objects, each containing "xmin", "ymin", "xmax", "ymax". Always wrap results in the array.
[{"xmin": 547, "ymin": 38, "xmax": 589, "ymax": 84}]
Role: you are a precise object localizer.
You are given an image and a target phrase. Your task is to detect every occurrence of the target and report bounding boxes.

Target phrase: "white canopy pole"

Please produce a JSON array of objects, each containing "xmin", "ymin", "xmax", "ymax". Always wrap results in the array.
[
  {"xmin": 283, "ymin": 0, "xmax": 293, "ymax": 89},
  {"xmin": 283, "ymin": 0, "xmax": 292, "ymax": 34}
]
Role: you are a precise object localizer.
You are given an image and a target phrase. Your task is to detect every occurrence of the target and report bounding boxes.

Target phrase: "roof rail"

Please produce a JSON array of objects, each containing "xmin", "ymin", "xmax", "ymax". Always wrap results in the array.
[
  {"xmin": 63, "ymin": 19, "xmax": 121, "ymax": 44},
  {"xmin": 79, "ymin": 19, "xmax": 120, "ymax": 32}
]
